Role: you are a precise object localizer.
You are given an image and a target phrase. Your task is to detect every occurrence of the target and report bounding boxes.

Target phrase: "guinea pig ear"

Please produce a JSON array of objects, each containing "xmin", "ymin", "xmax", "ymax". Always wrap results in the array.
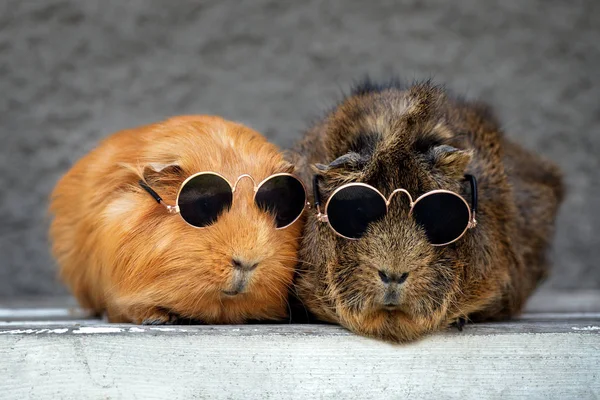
[
  {"xmin": 427, "ymin": 145, "xmax": 472, "ymax": 178},
  {"xmin": 146, "ymin": 162, "xmax": 181, "ymax": 173},
  {"xmin": 317, "ymin": 152, "xmax": 370, "ymax": 173},
  {"xmin": 142, "ymin": 162, "xmax": 183, "ymax": 184}
]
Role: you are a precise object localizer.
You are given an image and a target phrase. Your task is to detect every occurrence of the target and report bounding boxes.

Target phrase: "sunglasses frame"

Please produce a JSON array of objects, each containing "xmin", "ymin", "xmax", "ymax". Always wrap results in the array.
[
  {"xmin": 139, "ymin": 171, "xmax": 308, "ymax": 230},
  {"xmin": 313, "ymin": 174, "xmax": 478, "ymax": 246}
]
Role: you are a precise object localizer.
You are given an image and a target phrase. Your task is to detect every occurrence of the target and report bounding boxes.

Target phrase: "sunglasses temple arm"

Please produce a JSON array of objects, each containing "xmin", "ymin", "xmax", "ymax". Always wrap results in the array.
[
  {"xmin": 312, "ymin": 175, "xmax": 327, "ymax": 220},
  {"xmin": 138, "ymin": 180, "xmax": 179, "ymax": 214},
  {"xmin": 464, "ymin": 174, "xmax": 478, "ymax": 226}
]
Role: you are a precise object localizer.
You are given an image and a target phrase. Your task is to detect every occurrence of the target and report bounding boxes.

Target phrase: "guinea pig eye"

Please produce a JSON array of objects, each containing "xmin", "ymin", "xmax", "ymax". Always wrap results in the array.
[
  {"xmin": 177, "ymin": 173, "xmax": 233, "ymax": 228},
  {"xmin": 255, "ymin": 175, "xmax": 307, "ymax": 228},
  {"xmin": 326, "ymin": 185, "xmax": 387, "ymax": 239},
  {"xmin": 412, "ymin": 191, "xmax": 471, "ymax": 245}
]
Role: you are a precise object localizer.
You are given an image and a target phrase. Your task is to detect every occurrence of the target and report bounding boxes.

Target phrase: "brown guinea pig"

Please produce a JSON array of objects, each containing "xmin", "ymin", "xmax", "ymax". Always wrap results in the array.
[
  {"xmin": 290, "ymin": 80, "xmax": 564, "ymax": 342},
  {"xmin": 50, "ymin": 115, "xmax": 306, "ymax": 324}
]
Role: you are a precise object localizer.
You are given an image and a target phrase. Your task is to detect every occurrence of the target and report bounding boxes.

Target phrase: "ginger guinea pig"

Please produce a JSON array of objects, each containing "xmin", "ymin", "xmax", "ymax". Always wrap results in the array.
[
  {"xmin": 50, "ymin": 115, "xmax": 307, "ymax": 324},
  {"xmin": 291, "ymin": 80, "xmax": 564, "ymax": 342}
]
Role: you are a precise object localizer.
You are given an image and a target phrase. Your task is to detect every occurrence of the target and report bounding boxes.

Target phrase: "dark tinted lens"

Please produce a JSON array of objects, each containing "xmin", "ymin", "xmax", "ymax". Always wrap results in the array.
[
  {"xmin": 412, "ymin": 192, "xmax": 470, "ymax": 245},
  {"xmin": 177, "ymin": 174, "xmax": 232, "ymax": 227},
  {"xmin": 327, "ymin": 185, "xmax": 387, "ymax": 239},
  {"xmin": 255, "ymin": 175, "xmax": 306, "ymax": 228}
]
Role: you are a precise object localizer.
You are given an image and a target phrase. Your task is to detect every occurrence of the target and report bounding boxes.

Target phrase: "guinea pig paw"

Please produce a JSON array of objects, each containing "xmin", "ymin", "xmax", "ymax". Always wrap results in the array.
[
  {"xmin": 140, "ymin": 308, "xmax": 179, "ymax": 325},
  {"xmin": 451, "ymin": 317, "xmax": 467, "ymax": 332}
]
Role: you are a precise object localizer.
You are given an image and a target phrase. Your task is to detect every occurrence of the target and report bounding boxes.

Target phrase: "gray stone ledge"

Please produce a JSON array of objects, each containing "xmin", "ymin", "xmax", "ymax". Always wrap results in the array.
[
  {"xmin": 1, "ymin": 313, "xmax": 600, "ymax": 336},
  {"xmin": 1, "ymin": 311, "xmax": 598, "ymax": 400}
]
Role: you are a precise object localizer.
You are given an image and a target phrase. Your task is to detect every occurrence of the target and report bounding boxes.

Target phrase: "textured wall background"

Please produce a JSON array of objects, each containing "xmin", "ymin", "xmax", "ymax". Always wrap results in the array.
[{"xmin": 0, "ymin": 0, "xmax": 598, "ymax": 298}]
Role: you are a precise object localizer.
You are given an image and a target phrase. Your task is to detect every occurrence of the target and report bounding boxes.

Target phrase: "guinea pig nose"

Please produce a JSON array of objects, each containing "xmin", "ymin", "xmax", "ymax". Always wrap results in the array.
[
  {"xmin": 232, "ymin": 258, "xmax": 259, "ymax": 271},
  {"xmin": 378, "ymin": 270, "xmax": 409, "ymax": 285}
]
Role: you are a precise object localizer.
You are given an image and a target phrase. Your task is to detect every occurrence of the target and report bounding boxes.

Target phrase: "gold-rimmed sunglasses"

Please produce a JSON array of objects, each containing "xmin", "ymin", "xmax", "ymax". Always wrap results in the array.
[
  {"xmin": 313, "ymin": 174, "xmax": 478, "ymax": 246},
  {"xmin": 139, "ymin": 172, "xmax": 308, "ymax": 229}
]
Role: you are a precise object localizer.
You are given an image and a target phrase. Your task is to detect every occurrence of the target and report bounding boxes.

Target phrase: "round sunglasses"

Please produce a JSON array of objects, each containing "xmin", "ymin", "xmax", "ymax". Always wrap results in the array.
[
  {"xmin": 313, "ymin": 175, "xmax": 478, "ymax": 246},
  {"xmin": 139, "ymin": 172, "xmax": 308, "ymax": 229}
]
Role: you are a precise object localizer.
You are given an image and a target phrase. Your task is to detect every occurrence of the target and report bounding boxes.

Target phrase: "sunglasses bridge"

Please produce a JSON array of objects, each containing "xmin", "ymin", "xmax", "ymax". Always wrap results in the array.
[{"xmin": 232, "ymin": 174, "xmax": 258, "ymax": 193}]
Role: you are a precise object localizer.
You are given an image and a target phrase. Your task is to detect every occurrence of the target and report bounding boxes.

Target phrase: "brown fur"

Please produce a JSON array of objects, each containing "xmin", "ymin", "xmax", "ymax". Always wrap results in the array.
[
  {"xmin": 290, "ymin": 81, "xmax": 564, "ymax": 342},
  {"xmin": 50, "ymin": 115, "xmax": 303, "ymax": 324}
]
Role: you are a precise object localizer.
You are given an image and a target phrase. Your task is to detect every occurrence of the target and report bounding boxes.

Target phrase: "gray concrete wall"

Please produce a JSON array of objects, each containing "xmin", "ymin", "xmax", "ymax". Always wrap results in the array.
[{"xmin": 0, "ymin": 0, "xmax": 598, "ymax": 297}]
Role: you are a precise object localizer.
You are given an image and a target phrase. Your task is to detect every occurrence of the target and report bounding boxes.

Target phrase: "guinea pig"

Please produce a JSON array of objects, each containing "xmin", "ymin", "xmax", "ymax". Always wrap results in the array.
[
  {"xmin": 290, "ymin": 80, "xmax": 564, "ymax": 342},
  {"xmin": 50, "ymin": 115, "xmax": 307, "ymax": 324}
]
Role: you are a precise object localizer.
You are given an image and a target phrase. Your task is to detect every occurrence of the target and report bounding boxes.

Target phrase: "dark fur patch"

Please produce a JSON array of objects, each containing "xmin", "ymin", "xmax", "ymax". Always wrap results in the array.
[
  {"xmin": 413, "ymin": 133, "xmax": 446, "ymax": 154},
  {"xmin": 349, "ymin": 131, "xmax": 382, "ymax": 158}
]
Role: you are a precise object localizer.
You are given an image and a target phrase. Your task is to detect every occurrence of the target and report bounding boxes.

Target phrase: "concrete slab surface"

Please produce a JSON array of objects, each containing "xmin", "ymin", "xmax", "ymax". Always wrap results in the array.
[{"xmin": 1, "ymin": 310, "xmax": 598, "ymax": 400}]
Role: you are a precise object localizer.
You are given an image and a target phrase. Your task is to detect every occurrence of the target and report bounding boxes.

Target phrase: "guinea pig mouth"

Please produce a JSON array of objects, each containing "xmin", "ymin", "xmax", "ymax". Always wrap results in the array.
[
  {"xmin": 371, "ymin": 294, "xmax": 410, "ymax": 314},
  {"xmin": 222, "ymin": 270, "xmax": 251, "ymax": 296}
]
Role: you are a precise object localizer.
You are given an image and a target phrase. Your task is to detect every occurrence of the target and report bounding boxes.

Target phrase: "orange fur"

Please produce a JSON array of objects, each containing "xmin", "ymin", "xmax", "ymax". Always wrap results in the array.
[{"xmin": 49, "ymin": 115, "xmax": 303, "ymax": 324}]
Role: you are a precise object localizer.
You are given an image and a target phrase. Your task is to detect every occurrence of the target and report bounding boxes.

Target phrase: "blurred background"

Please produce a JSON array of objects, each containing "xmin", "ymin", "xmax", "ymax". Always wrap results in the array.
[{"xmin": 0, "ymin": 0, "xmax": 598, "ymax": 300}]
